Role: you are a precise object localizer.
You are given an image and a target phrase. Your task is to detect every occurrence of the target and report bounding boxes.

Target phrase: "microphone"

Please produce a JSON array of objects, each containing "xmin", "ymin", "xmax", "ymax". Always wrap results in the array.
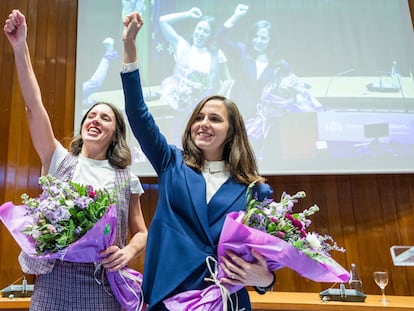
[
  {"xmin": 365, "ymin": 61, "xmax": 403, "ymax": 96},
  {"xmin": 324, "ymin": 69, "xmax": 355, "ymax": 98},
  {"xmin": 22, "ymin": 275, "xmax": 27, "ymax": 293},
  {"xmin": 1, "ymin": 276, "xmax": 34, "ymax": 298},
  {"xmin": 391, "ymin": 61, "xmax": 405, "ymax": 98}
]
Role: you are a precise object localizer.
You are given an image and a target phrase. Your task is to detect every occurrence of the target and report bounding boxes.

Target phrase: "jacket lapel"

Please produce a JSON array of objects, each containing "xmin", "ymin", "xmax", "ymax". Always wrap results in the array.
[
  {"xmin": 184, "ymin": 167, "xmax": 214, "ymax": 244},
  {"xmin": 184, "ymin": 168, "xmax": 246, "ymax": 245},
  {"xmin": 208, "ymin": 178, "xmax": 246, "ymax": 225}
]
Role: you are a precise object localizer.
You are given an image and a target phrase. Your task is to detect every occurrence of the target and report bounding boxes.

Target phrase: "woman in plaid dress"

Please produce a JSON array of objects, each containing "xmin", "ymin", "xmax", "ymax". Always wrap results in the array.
[{"xmin": 4, "ymin": 9, "xmax": 148, "ymax": 311}]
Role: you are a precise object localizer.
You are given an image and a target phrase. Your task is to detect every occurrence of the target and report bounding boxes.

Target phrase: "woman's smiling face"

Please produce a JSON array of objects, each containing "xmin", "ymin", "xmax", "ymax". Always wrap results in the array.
[
  {"xmin": 252, "ymin": 27, "xmax": 270, "ymax": 54},
  {"xmin": 192, "ymin": 20, "xmax": 212, "ymax": 48},
  {"xmin": 190, "ymin": 99, "xmax": 229, "ymax": 161},
  {"xmin": 81, "ymin": 103, "xmax": 116, "ymax": 154}
]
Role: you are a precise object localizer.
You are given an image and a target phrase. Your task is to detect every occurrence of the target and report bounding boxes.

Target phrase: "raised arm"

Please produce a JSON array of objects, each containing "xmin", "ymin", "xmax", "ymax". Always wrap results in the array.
[
  {"xmin": 122, "ymin": 12, "xmax": 173, "ymax": 174},
  {"xmin": 4, "ymin": 10, "xmax": 57, "ymax": 171},
  {"xmin": 122, "ymin": 12, "xmax": 142, "ymax": 64},
  {"xmin": 215, "ymin": 4, "xmax": 248, "ymax": 57},
  {"xmin": 224, "ymin": 3, "xmax": 248, "ymax": 28},
  {"xmin": 159, "ymin": 7, "xmax": 202, "ymax": 48}
]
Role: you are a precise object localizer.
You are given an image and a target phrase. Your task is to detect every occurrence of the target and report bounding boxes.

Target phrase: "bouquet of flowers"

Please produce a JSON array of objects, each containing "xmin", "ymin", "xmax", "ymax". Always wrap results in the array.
[
  {"xmin": 20, "ymin": 175, "xmax": 115, "ymax": 255},
  {"xmin": 164, "ymin": 183, "xmax": 349, "ymax": 311},
  {"xmin": 0, "ymin": 174, "xmax": 144, "ymax": 311},
  {"xmin": 260, "ymin": 66, "xmax": 323, "ymax": 114},
  {"xmin": 241, "ymin": 185, "xmax": 346, "ymax": 266},
  {"xmin": 246, "ymin": 64, "xmax": 323, "ymax": 142},
  {"xmin": 160, "ymin": 68, "xmax": 211, "ymax": 111}
]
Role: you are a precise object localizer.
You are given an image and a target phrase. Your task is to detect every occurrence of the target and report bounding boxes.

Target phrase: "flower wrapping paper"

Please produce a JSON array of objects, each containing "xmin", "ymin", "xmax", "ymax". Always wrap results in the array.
[
  {"xmin": 164, "ymin": 211, "xmax": 349, "ymax": 311},
  {"xmin": 0, "ymin": 201, "xmax": 145, "ymax": 311}
]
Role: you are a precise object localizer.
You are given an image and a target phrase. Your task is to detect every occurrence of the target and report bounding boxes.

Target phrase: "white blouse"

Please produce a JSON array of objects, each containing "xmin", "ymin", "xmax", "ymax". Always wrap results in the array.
[
  {"xmin": 49, "ymin": 143, "xmax": 143, "ymax": 195},
  {"xmin": 202, "ymin": 160, "xmax": 230, "ymax": 203}
]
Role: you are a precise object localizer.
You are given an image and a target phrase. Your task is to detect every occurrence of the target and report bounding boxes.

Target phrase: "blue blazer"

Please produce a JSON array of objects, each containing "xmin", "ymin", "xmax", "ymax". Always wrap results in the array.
[{"xmin": 121, "ymin": 70, "xmax": 273, "ymax": 310}]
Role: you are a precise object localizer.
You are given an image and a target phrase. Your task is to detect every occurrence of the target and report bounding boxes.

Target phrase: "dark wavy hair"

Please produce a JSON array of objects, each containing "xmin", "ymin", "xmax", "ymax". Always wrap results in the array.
[
  {"xmin": 182, "ymin": 95, "xmax": 265, "ymax": 185},
  {"xmin": 70, "ymin": 102, "xmax": 131, "ymax": 169},
  {"xmin": 246, "ymin": 20, "xmax": 279, "ymax": 65}
]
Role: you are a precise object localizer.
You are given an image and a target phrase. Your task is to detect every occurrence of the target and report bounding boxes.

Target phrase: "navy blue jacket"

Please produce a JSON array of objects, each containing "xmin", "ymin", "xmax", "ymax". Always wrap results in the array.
[{"xmin": 121, "ymin": 70, "xmax": 273, "ymax": 310}]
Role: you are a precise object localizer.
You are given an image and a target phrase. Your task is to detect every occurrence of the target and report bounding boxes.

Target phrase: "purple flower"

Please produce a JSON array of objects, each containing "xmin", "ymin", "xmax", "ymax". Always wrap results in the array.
[
  {"xmin": 276, "ymin": 231, "xmax": 285, "ymax": 238},
  {"xmin": 269, "ymin": 217, "xmax": 278, "ymax": 223},
  {"xmin": 87, "ymin": 185, "xmax": 96, "ymax": 199},
  {"xmin": 248, "ymin": 213, "xmax": 267, "ymax": 232},
  {"xmin": 74, "ymin": 196, "xmax": 92, "ymax": 209},
  {"xmin": 44, "ymin": 205, "xmax": 71, "ymax": 225},
  {"xmin": 285, "ymin": 214, "xmax": 294, "ymax": 222},
  {"xmin": 292, "ymin": 219, "xmax": 303, "ymax": 230},
  {"xmin": 46, "ymin": 224, "xmax": 57, "ymax": 234}
]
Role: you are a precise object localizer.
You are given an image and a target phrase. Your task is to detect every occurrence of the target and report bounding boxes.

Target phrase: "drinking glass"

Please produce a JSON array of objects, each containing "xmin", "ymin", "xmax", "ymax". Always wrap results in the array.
[{"xmin": 373, "ymin": 271, "xmax": 389, "ymax": 305}]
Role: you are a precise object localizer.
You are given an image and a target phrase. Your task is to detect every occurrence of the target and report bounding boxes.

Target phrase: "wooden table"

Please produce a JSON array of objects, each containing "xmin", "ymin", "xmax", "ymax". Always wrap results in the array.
[
  {"xmin": 249, "ymin": 291, "xmax": 414, "ymax": 311},
  {"xmin": 0, "ymin": 297, "xmax": 29, "ymax": 311},
  {"xmin": 1, "ymin": 292, "xmax": 414, "ymax": 310}
]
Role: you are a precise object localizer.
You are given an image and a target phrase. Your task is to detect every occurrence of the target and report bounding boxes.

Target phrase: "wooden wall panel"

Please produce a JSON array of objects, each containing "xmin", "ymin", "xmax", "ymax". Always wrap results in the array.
[
  {"xmin": 0, "ymin": 0, "xmax": 78, "ymax": 288},
  {"xmin": 0, "ymin": 0, "xmax": 414, "ymax": 298}
]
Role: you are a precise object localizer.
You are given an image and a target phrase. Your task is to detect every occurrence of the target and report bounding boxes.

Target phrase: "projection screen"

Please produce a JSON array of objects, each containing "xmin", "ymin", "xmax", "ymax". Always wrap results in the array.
[{"xmin": 75, "ymin": 0, "xmax": 414, "ymax": 176}]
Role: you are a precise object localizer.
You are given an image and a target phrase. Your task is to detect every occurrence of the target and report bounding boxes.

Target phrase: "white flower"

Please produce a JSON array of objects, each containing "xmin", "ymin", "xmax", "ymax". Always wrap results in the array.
[
  {"xmin": 32, "ymin": 227, "xmax": 40, "ymax": 239},
  {"xmin": 306, "ymin": 232, "xmax": 322, "ymax": 250},
  {"xmin": 65, "ymin": 200, "xmax": 75, "ymax": 209}
]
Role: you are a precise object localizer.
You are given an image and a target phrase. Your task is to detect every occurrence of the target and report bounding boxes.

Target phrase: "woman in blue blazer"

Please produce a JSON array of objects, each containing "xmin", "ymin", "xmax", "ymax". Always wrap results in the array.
[{"xmin": 121, "ymin": 13, "xmax": 275, "ymax": 311}]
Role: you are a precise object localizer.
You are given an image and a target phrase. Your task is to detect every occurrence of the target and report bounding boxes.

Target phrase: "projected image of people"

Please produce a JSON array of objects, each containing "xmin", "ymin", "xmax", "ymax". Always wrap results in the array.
[
  {"xmin": 75, "ymin": 0, "xmax": 414, "ymax": 175},
  {"xmin": 216, "ymin": 4, "xmax": 322, "ymax": 159},
  {"xmin": 158, "ymin": 7, "xmax": 232, "ymax": 132},
  {"xmin": 216, "ymin": 4, "xmax": 280, "ymax": 120}
]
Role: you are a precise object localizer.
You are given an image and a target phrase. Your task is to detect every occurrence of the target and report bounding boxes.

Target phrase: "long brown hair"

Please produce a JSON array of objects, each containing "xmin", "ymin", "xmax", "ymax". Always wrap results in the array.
[
  {"xmin": 246, "ymin": 20, "xmax": 280, "ymax": 65},
  {"xmin": 70, "ymin": 102, "xmax": 131, "ymax": 169},
  {"xmin": 182, "ymin": 95, "xmax": 265, "ymax": 185}
]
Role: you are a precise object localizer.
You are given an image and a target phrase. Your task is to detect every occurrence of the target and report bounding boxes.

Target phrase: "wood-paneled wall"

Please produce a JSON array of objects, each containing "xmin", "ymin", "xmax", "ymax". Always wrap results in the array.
[{"xmin": 0, "ymin": 0, "xmax": 414, "ymax": 297}]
